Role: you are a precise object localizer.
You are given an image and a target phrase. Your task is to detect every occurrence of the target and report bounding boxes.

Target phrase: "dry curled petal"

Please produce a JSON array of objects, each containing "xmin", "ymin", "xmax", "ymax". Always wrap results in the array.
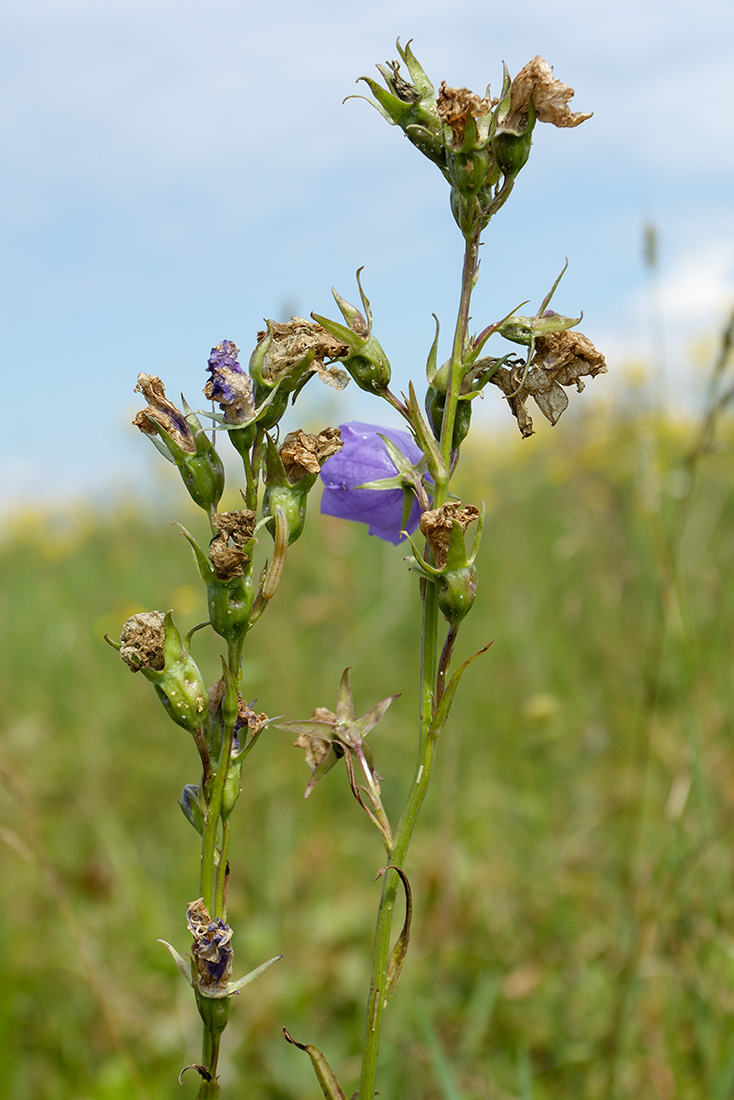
[
  {"xmin": 119, "ymin": 611, "xmax": 166, "ymax": 672},
  {"xmin": 208, "ymin": 510, "xmax": 256, "ymax": 580},
  {"xmin": 293, "ymin": 731, "xmax": 333, "ymax": 772},
  {"xmin": 133, "ymin": 374, "xmax": 196, "ymax": 452},
  {"xmin": 257, "ymin": 318, "xmax": 350, "ymax": 389},
  {"xmin": 506, "ymin": 56, "xmax": 592, "ymax": 132},
  {"xmin": 437, "ymin": 82, "xmax": 494, "ymax": 143},
  {"xmin": 420, "ymin": 503, "xmax": 480, "ymax": 568},
  {"xmin": 279, "ymin": 428, "xmax": 343, "ymax": 481},
  {"xmin": 490, "ymin": 331, "xmax": 607, "ymax": 437},
  {"xmin": 186, "ymin": 898, "xmax": 233, "ymax": 993}
]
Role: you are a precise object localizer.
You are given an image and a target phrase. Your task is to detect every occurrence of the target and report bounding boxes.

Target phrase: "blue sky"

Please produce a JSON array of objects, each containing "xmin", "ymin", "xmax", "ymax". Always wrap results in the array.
[{"xmin": 2, "ymin": 0, "xmax": 733, "ymax": 511}]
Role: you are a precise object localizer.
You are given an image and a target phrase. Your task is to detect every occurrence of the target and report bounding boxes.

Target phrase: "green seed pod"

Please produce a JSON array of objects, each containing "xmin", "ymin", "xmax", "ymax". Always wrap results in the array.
[
  {"xmin": 221, "ymin": 757, "xmax": 243, "ymax": 821},
  {"xmin": 207, "ymin": 573, "xmax": 254, "ymax": 647},
  {"xmin": 424, "ymin": 387, "xmax": 472, "ymax": 449},
  {"xmin": 252, "ymin": 386, "xmax": 289, "ymax": 431},
  {"xmin": 195, "ymin": 989, "xmax": 230, "ymax": 1035},
  {"xmin": 437, "ymin": 563, "xmax": 478, "ymax": 624},
  {"xmin": 263, "ymin": 484, "xmax": 307, "ymax": 545}
]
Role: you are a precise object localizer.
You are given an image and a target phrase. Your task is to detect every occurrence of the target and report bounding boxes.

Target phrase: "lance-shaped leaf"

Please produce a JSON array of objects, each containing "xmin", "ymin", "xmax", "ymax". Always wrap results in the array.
[
  {"xmin": 282, "ymin": 1030, "xmax": 348, "ymax": 1100},
  {"xmin": 429, "ymin": 642, "xmax": 493, "ymax": 738},
  {"xmin": 376, "ymin": 865, "xmax": 413, "ymax": 1004}
]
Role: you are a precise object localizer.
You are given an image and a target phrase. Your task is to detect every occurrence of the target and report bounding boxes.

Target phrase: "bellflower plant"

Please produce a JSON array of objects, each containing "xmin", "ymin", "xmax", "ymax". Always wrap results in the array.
[{"xmin": 108, "ymin": 37, "xmax": 603, "ymax": 1100}]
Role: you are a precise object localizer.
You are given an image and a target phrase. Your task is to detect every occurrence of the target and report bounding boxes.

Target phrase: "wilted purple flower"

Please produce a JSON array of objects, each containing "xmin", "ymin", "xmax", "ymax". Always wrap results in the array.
[
  {"xmin": 204, "ymin": 340, "xmax": 255, "ymax": 424},
  {"xmin": 320, "ymin": 421, "xmax": 424, "ymax": 544}
]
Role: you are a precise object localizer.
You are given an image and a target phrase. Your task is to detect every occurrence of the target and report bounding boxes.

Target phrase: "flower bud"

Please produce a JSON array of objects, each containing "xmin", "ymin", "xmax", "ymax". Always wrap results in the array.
[
  {"xmin": 312, "ymin": 272, "xmax": 392, "ymax": 396},
  {"xmin": 221, "ymin": 756, "xmax": 243, "ymax": 820},
  {"xmin": 133, "ymin": 375, "xmax": 224, "ymax": 513},
  {"xmin": 424, "ymin": 386, "xmax": 473, "ymax": 449},
  {"xmin": 112, "ymin": 611, "xmax": 209, "ymax": 734},
  {"xmin": 179, "ymin": 783, "xmax": 206, "ymax": 835}
]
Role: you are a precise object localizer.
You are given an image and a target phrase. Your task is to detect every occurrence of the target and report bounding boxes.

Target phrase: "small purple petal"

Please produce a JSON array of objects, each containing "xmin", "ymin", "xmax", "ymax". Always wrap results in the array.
[
  {"xmin": 320, "ymin": 422, "xmax": 423, "ymax": 544},
  {"xmin": 207, "ymin": 340, "xmax": 243, "ymax": 375}
]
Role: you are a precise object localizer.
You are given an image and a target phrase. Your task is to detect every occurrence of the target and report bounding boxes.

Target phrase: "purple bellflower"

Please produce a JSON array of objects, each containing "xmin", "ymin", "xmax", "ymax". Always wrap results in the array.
[{"xmin": 320, "ymin": 422, "xmax": 425, "ymax": 544}]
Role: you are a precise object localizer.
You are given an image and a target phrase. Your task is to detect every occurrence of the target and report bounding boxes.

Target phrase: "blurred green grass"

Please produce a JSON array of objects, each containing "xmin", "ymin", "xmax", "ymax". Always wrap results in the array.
[{"xmin": 2, "ymin": 401, "xmax": 734, "ymax": 1100}]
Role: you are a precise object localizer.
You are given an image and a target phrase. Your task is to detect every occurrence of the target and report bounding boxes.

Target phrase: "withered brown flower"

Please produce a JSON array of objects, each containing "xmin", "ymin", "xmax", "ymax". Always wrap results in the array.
[
  {"xmin": 505, "ymin": 56, "xmax": 592, "ymax": 133},
  {"xmin": 255, "ymin": 318, "xmax": 350, "ymax": 390},
  {"xmin": 419, "ymin": 503, "xmax": 480, "ymax": 569},
  {"xmin": 490, "ymin": 330, "xmax": 607, "ymax": 437},
  {"xmin": 279, "ymin": 428, "xmax": 343, "ymax": 482},
  {"xmin": 133, "ymin": 374, "xmax": 196, "ymax": 452}
]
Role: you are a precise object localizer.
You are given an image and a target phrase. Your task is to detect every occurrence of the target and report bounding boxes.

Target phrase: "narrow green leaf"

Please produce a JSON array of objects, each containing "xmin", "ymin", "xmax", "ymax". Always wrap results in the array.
[
  {"xmin": 282, "ymin": 1029, "xmax": 348, "ymax": 1100},
  {"xmin": 430, "ymin": 642, "xmax": 493, "ymax": 738}
]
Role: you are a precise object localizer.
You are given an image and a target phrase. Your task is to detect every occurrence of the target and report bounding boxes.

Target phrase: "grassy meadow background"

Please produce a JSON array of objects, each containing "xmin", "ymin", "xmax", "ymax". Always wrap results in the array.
[{"xmin": 2, "ymin": 364, "xmax": 734, "ymax": 1099}]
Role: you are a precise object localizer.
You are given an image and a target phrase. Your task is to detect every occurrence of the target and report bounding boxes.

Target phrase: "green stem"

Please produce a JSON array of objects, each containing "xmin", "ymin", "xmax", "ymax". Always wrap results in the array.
[
  {"xmin": 200, "ymin": 644, "xmax": 240, "ymax": 914},
  {"xmin": 195, "ymin": 1028, "xmax": 222, "ymax": 1099},
  {"xmin": 440, "ymin": 231, "xmax": 481, "ymax": 479},
  {"xmin": 359, "ymin": 230, "xmax": 481, "ymax": 1099},
  {"xmin": 215, "ymin": 818, "xmax": 231, "ymax": 919}
]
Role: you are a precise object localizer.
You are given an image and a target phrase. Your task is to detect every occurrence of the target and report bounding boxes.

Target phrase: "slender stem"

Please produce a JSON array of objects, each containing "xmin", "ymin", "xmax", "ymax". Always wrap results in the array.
[
  {"xmin": 439, "ymin": 231, "xmax": 481, "ymax": 480},
  {"xmin": 200, "ymin": 644, "xmax": 239, "ymax": 913},
  {"xmin": 359, "ymin": 229, "xmax": 482, "ymax": 1099},
  {"xmin": 216, "ymin": 818, "xmax": 231, "ymax": 919},
  {"xmin": 359, "ymin": 580, "xmax": 439, "ymax": 1099},
  {"xmin": 195, "ymin": 1028, "xmax": 222, "ymax": 1099}
]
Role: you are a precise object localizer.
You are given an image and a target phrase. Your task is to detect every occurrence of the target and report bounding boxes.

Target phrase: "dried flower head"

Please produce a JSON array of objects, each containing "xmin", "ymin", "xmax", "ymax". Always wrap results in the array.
[
  {"xmin": 133, "ymin": 374, "xmax": 195, "ymax": 452},
  {"xmin": 253, "ymin": 318, "xmax": 350, "ymax": 391},
  {"xmin": 504, "ymin": 56, "xmax": 592, "ymax": 133},
  {"xmin": 186, "ymin": 898, "xmax": 233, "ymax": 993},
  {"xmin": 208, "ymin": 510, "xmax": 256, "ymax": 581},
  {"xmin": 204, "ymin": 341, "xmax": 256, "ymax": 425},
  {"xmin": 279, "ymin": 428, "xmax": 343, "ymax": 483},
  {"xmin": 490, "ymin": 331, "xmax": 607, "ymax": 436},
  {"xmin": 419, "ymin": 503, "xmax": 480, "ymax": 569},
  {"xmin": 436, "ymin": 82, "xmax": 494, "ymax": 144},
  {"xmin": 119, "ymin": 611, "xmax": 166, "ymax": 672}
]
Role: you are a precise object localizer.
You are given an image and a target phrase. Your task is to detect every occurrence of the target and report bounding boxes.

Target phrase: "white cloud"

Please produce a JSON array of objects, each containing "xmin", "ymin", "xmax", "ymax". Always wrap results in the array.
[{"xmin": 658, "ymin": 243, "xmax": 734, "ymax": 319}]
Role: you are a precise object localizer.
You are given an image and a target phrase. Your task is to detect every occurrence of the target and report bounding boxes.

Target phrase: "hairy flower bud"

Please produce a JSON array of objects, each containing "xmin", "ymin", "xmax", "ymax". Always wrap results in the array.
[{"xmin": 312, "ymin": 272, "xmax": 392, "ymax": 396}]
